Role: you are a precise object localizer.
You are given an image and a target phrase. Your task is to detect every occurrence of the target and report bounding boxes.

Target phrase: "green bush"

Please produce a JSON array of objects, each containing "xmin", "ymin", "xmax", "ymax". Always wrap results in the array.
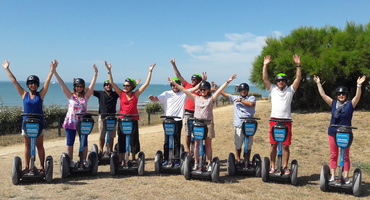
[{"xmin": 145, "ymin": 102, "xmax": 163, "ymax": 114}]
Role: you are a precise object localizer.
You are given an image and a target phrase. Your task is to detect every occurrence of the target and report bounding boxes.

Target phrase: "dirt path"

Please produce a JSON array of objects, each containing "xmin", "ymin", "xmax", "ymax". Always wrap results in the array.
[{"xmin": 1, "ymin": 101, "xmax": 369, "ymax": 199}]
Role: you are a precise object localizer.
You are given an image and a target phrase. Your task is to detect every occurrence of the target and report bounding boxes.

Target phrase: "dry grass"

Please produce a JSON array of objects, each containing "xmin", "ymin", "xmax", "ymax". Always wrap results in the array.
[{"xmin": 1, "ymin": 100, "xmax": 369, "ymax": 199}]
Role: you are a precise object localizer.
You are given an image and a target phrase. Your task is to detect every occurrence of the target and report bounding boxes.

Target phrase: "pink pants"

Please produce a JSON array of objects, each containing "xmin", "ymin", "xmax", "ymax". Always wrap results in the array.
[{"xmin": 328, "ymin": 135, "xmax": 350, "ymax": 171}]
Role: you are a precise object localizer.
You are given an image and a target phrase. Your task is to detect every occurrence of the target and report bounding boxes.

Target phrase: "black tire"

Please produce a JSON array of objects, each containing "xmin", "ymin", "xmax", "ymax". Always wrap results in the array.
[
  {"xmin": 319, "ymin": 165, "xmax": 330, "ymax": 192},
  {"xmin": 261, "ymin": 157, "xmax": 270, "ymax": 182},
  {"xmin": 180, "ymin": 152, "xmax": 187, "ymax": 175},
  {"xmin": 110, "ymin": 152, "xmax": 118, "ymax": 176},
  {"xmin": 252, "ymin": 154, "xmax": 262, "ymax": 177},
  {"xmin": 180, "ymin": 144, "xmax": 184, "ymax": 156},
  {"xmin": 211, "ymin": 157, "xmax": 220, "ymax": 183},
  {"xmin": 91, "ymin": 144, "xmax": 98, "ymax": 154},
  {"xmin": 12, "ymin": 156, "xmax": 22, "ymax": 185},
  {"xmin": 352, "ymin": 168, "xmax": 362, "ymax": 197},
  {"xmin": 183, "ymin": 155, "xmax": 193, "ymax": 180},
  {"xmin": 227, "ymin": 153, "xmax": 236, "ymax": 176},
  {"xmin": 154, "ymin": 150, "xmax": 163, "ymax": 173},
  {"xmin": 138, "ymin": 151, "xmax": 145, "ymax": 176},
  {"xmin": 290, "ymin": 159, "xmax": 298, "ymax": 185},
  {"xmin": 60, "ymin": 153, "xmax": 70, "ymax": 179},
  {"xmin": 45, "ymin": 156, "xmax": 53, "ymax": 183},
  {"xmin": 89, "ymin": 152, "xmax": 99, "ymax": 175}
]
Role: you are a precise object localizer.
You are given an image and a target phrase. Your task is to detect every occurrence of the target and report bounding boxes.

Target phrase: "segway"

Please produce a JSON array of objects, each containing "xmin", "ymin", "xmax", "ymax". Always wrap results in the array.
[
  {"xmin": 261, "ymin": 119, "xmax": 298, "ymax": 185},
  {"xmin": 60, "ymin": 113, "xmax": 99, "ymax": 178},
  {"xmin": 320, "ymin": 124, "xmax": 362, "ymax": 197},
  {"xmin": 154, "ymin": 116, "xmax": 185, "ymax": 174},
  {"xmin": 91, "ymin": 113, "xmax": 117, "ymax": 165},
  {"xmin": 227, "ymin": 117, "xmax": 261, "ymax": 177},
  {"xmin": 110, "ymin": 114, "xmax": 145, "ymax": 176},
  {"xmin": 183, "ymin": 118, "xmax": 220, "ymax": 183},
  {"xmin": 12, "ymin": 113, "xmax": 53, "ymax": 185}
]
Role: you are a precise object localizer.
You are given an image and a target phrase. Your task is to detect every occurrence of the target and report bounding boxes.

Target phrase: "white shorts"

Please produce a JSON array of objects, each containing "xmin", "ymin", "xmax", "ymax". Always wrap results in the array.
[
  {"xmin": 234, "ymin": 127, "xmax": 253, "ymax": 150},
  {"xmin": 21, "ymin": 129, "xmax": 45, "ymax": 136}
]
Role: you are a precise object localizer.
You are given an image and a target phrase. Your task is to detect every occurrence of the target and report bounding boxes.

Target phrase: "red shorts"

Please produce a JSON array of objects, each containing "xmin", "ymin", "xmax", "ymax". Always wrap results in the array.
[{"xmin": 269, "ymin": 118, "xmax": 292, "ymax": 145}]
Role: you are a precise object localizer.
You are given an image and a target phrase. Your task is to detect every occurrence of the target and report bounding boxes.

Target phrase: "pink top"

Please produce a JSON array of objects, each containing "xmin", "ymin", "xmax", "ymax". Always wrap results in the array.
[
  {"xmin": 62, "ymin": 95, "xmax": 88, "ymax": 130},
  {"xmin": 194, "ymin": 95, "xmax": 214, "ymax": 120},
  {"xmin": 119, "ymin": 91, "xmax": 139, "ymax": 120}
]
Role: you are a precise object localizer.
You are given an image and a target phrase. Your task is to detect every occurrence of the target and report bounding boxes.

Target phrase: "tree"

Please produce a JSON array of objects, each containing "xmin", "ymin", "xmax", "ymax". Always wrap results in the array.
[{"xmin": 250, "ymin": 22, "xmax": 370, "ymax": 110}]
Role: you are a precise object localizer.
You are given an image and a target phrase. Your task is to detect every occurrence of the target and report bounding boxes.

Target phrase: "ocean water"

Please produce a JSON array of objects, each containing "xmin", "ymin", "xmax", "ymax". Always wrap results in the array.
[{"xmin": 0, "ymin": 81, "xmax": 268, "ymax": 110}]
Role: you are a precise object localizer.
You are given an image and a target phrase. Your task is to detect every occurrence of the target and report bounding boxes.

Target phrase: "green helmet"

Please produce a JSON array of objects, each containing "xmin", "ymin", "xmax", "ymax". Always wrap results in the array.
[
  {"xmin": 275, "ymin": 73, "xmax": 288, "ymax": 82},
  {"xmin": 124, "ymin": 78, "xmax": 137, "ymax": 90},
  {"xmin": 171, "ymin": 78, "xmax": 181, "ymax": 86}
]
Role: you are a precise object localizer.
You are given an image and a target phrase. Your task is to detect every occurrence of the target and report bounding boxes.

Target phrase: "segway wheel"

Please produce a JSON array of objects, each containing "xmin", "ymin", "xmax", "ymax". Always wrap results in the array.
[
  {"xmin": 89, "ymin": 152, "xmax": 99, "ymax": 175},
  {"xmin": 154, "ymin": 150, "xmax": 163, "ymax": 173},
  {"xmin": 261, "ymin": 157, "xmax": 270, "ymax": 182},
  {"xmin": 138, "ymin": 151, "xmax": 145, "ymax": 176},
  {"xmin": 60, "ymin": 153, "xmax": 70, "ymax": 179},
  {"xmin": 91, "ymin": 144, "xmax": 98, "ymax": 154},
  {"xmin": 110, "ymin": 152, "xmax": 118, "ymax": 176},
  {"xmin": 252, "ymin": 154, "xmax": 262, "ymax": 177},
  {"xmin": 12, "ymin": 156, "xmax": 22, "ymax": 185},
  {"xmin": 180, "ymin": 152, "xmax": 187, "ymax": 175},
  {"xmin": 290, "ymin": 159, "xmax": 298, "ymax": 185},
  {"xmin": 227, "ymin": 153, "xmax": 236, "ymax": 176},
  {"xmin": 352, "ymin": 168, "xmax": 362, "ymax": 197},
  {"xmin": 183, "ymin": 155, "xmax": 193, "ymax": 180},
  {"xmin": 211, "ymin": 157, "xmax": 220, "ymax": 183},
  {"xmin": 45, "ymin": 156, "xmax": 53, "ymax": 183},
  {"xmin": 319, "ymin": 165, "xmax": 330, "ymax": 192}
]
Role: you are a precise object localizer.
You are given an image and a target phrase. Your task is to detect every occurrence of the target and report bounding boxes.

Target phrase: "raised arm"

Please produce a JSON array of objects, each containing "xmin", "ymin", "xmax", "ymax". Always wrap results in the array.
[
  {"xmin": 351, "ymin": 75, "xmax": 366, "ymax": 108},
  {"xmin": 53, "ymin": 64, "xmax": 72, "ymax": 99},
  {"xmin": 211, "ymin": 81, "xmax": 229, "ymax": 99},
  {"xmin": 170, "ymin": 58, "xmax": 186, "ymax": 84},
  {"xmin": 212, "ymin": 74, "xmax": 237, "ymax": 101},
  {"xmin": 148, "ymin": 95, "xmax": 159, "ymax": 102},
  {"xmin": 168, "ymin": 77, "xmax": 195, "ymax": 101},
  {"xmin": 106, "ymin": 61, "xmax": 122, "ymax": 96},
  {"xmin": 2, "ymin": 60, "xmax": 27, "ymax": 97},
  {"xmin": 136, "ymin": 63, "xmax": 156, "ymax": 97},
  {"xmin": 85, "ymin": 64, "xmax": 98, "ymax": 98},
  {"xmin": 313, "ymin": 75, "xmax": 332, "ymax": 106},
  {"xmin": 262, "ymin": 55, "xmax": 272, "ymax": 90},
  {"xmin": 39, "ymin": 59, "xmax": 57, "ymax": 100},
  {"xmin": 291, "ymin": 54, "xmax": 302, "ymax": 91}
]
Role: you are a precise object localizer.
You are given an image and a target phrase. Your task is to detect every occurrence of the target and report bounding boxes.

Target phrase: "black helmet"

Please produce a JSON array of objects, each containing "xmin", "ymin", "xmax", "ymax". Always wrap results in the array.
[
  {"xmin": 191, "ymin": 74, "xmax": 202, "ymax": 81},
  {"xmin": 238, "ymin": 83, "xmax": 249, "ymax": 91},
  {"xmin": 73, "ymin": 78, "xmax": 85, "ymax": 86},
  {"xmin": 103, "ymin": 80, "xmax": 110, "ymax": 87},
  {"xmin": 275, "ymin": 73, "xmax": 288, "ymax": 82},
  {"xmin": 199, "ymin": 81, "xmax": 211, "ymax": 90},
  {"xmin": 335, "ymin": 86, "xmax": 349, "ymax": 95},
  {"xmin": 26, "ymin": 75, "xmax": 40, "ymax": 87}
]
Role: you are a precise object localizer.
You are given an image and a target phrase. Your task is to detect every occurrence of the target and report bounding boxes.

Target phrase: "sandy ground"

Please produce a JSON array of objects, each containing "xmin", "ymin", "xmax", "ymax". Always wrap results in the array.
[{"xmin": 0, "ymin": 100, "xmax": 369, "ymax": 200}]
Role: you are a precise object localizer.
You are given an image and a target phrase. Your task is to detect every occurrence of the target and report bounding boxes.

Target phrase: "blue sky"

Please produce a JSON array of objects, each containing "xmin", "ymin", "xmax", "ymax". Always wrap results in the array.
[{"xmin": 0, "ymin": 0, "xmax": 369, "ymax": 85}]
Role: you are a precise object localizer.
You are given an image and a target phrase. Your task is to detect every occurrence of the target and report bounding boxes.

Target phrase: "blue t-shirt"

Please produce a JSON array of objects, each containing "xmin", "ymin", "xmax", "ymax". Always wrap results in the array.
[
  {"xmin": 328, "ymin": 100, "xmax": 354, "ymax": 136},
  {"xmin": 229, "ymin": 95, "xmax": 256, "ymax": 128},
  {"xmin": 22, "ymin": 92, "xmax": 45, "ymax": 130}
]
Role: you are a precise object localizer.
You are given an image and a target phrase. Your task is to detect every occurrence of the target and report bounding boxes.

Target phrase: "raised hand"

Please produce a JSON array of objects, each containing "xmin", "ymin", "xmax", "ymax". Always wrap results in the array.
[
  {"xmin": 170, "ymin": 58, "xmax": 175, "ymax": 65},
  {"xmin": 149, "ymin": 63, "xmax": 156, "ymax": 71},
  {"xmin": 357, "ymin": 75, "xmax": 366, "ymax": 85},
  {"xmin": 2, "ymin": 60, "xmax": 10, "ymax": 69},
  {"xmin": 105, "ymin": 61, "xmax": 111, "ymax": 70},
  {"xmin": 293, "ymin": 54, "xmax": 301, "ymax": 65},
  {"xmin": 313, "ymin": 75, "xmax": 320, "ymax": 84},
  {"xmin": 93, "ymin": 64, "xmax": 98, "ymax": 73}
]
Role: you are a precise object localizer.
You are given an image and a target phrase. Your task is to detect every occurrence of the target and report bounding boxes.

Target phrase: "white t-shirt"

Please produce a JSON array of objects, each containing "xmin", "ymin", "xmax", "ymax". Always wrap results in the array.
[
  {"xmin": 269, "ymin": 84, "xmax": 295, "ymax": 119},
  {"xmin": 157, "ymin": 90, "xmax": 189, "ymax": 121}
]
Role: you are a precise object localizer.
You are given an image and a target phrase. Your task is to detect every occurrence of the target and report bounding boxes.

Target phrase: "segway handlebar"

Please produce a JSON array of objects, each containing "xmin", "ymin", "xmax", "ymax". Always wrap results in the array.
[
  {"xmin": 330, "ymin": 124, "xmax": 357, "ymax": 129},
  {"xmin": 116, "ymin": 114, "xmax": 139, "ymax": 118},
  {"xmin": 21, "ymin": 113, "xmax": 45, "ymax": 117},
  {"xmin": 76, "ymin": 113, "xmax": 98, "ymax": 118},
  {"xmin": 189, "ymin": 118, "xmax": 211, "ymax": 123},
  {"xmin": 160, "ymin": 116, "xmax": 181, "ymax": 119},
  {"xmin": 240, "ymin": 117, "xmax": 260, "ymax": 120},
  {"xmin": 269, "ymin": 119, "xmax": 293, "ymax": 123}
]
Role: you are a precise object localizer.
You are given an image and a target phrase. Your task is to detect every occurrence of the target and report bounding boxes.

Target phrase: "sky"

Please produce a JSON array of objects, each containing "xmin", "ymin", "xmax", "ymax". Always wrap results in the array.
[{"xmin": 0, "ymin": 0, "xmax": 369, "ymax": 85}]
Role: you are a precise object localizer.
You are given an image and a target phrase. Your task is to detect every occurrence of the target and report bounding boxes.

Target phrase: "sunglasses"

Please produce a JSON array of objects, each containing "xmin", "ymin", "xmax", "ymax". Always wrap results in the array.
[
  {"xmin": 276, "ymin": 80, "xmax": 286, "ymax": 83},
  {"xmin": 28, "ymin": 82, "xmax": 37, "ymax": 85},
  {"xmin": 336, "ymin": 92, "xmax": 347, "ymax": 96},
  {"xmin": 123, "ymin": 84, "xmax": 131, "ymax": 87},
  {"xmin": 199, "ymin": 88, "xmax": 208, "ymax": 91},
  {"xmin": 75, "ymin": 85, "xmax": 84, "ymax": 88}
]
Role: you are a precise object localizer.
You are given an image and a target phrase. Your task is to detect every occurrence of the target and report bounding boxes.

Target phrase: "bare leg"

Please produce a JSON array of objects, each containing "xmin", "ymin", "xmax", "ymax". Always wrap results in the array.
[
  {"xmin": 67, "ymin": 146, "xmax": 73, "ymax": 161},
  {"xmin": 205, "ymin": 138, "xmax": 212, "ymax": 164},
  {"xmin": 270, "ymin": 144, "xmax": 277, "ymax": 169},
  {"xmin": 236, "ymin": 148, "xmax": 242, "ymax": 162},
  {"xmin": 36, "ymin": 136, "xmax": 45, "ymax": 169},
  {"xmin": 186, "ymin": 135, "xmax": 191, "ymax": 153},
  {"xmin": 24, "ymin": 136, "xmax": 31, "ymax": 170},
  {"xmin": 282, "ymin": 145, "xmax": 290, "ymax": 169}
]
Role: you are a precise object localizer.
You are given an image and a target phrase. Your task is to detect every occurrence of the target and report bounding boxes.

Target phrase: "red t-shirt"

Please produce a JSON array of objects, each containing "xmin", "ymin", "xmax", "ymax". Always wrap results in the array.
[
  {"xmin": 119, "ymin": 91, "xmax": 139, "ymax": 120},
  {"xmin": 184, "ymin": 80, "xmax": 201, "ymax": 111}
]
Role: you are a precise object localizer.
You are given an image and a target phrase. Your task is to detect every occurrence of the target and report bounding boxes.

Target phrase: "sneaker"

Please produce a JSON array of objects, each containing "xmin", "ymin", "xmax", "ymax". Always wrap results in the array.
[
  {"xmin": 174, "ymin": 160, "xmax": 180, "ymax": 167},
  {"xmin": 192, "ymin": 163, "xmax": 198, "ymax": 171},
  {"xmin": 269, "ymin": 168, "xmax": 275, "ymax": 174},
  {"xmin": 83, "ymin": 160, "xmax": 89, "ymax": 168},
  {"xmin": 329, "ymin": 176, "xmax": 335, "ymax": 182},
  {"xmin": 162, "ymin": 160, "xmax": 169, "ymax": 166},
  {"xmin": 284, "ymin": 168, "xmax": 290, "ymax": 175},
  {"xmin": 207, "ymin": 163, "xmax": 212, "ymax": 172},
  {"xmin": 70, "ymin": 160, "xmax": 75, "ymax": 168},
  {"xmin": 344, "ymin": 177, "xmax": 351, "ymax": 184}
]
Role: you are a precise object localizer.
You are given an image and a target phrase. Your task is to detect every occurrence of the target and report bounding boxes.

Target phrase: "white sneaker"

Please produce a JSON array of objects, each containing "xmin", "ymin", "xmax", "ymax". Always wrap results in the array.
[
  {"xmin": 192, "ymin": 163, "xmax": 198, "ymax": 171},
  {"xmin": 207, "ymin": 163, "xmax": 212, "ymax": 172},
  {"xmin": 329, "ymin": 175, "xmax": 335, "ymax": 182},
  {"xmin": 70, "ymin": 160, "xmax": 75, "ymax": 168},
  {"xmin": 344, "ymin": 177, "xmax": 351, "ymax": 184},
  {"xmin": 83, "ymin": 160, "xmax": 89, "ymax": 168}
]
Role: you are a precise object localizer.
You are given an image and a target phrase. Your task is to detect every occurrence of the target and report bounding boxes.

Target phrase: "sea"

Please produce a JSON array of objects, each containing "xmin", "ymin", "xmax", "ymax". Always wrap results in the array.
[{"xmin": 0, "ymin": 81, "xmax": 269, "ymax": 111}]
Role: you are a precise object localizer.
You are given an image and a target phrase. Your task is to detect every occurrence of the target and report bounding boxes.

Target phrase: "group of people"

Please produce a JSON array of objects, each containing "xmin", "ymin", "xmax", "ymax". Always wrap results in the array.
[{"xmin": 3, "ymin": 55, "xmax": 366, "ymax": 182}]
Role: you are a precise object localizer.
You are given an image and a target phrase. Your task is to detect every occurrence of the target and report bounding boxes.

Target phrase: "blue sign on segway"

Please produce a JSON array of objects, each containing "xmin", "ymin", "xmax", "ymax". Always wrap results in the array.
[
  {"xmin": 273, "ymin": 128, "xmax": 286, "ymax": 142},
  {"xmin": 25, "ymin": 123, "xmax": 40, "ymax": 138},
  {"xmin": 193, "ymin": 126, "xmax": 205, "ymax": 140},
  {"xmin": 244, "ymin": 123, "xmax": 256, "ymax": 136},
  {"xmin": 335, "ymin": 132, "xmax": 350, "ymax": 148},
  {"xmin": 121, "ymin": 121, "xmax": 133, "ymax": 135},
  {"xmin": 80, "ymin": 121, "xmax": 93, "ymax": 135},
  {"xmin": 164, "ymin": 124, "xmax": 175, "ymax": 136},
  {"xmin": 106, "ymin": 119, "xmax": 116, "ymax": 131}
]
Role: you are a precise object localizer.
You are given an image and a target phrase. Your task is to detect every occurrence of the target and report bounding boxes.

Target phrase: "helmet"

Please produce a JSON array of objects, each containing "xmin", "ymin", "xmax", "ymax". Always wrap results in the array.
[
  {"xmin": 26, "ymin": 75, "xmax": 40, "ymax": 87},
  {"xmin": 125, "ymin": 78, "xmax": 137, "ymax": 90},
  {"xmin": 238, "ymin": 83, "xmax": 249, "ymax": 91},
  {"xmin": 73, "ymin": 78, "xmax": 85, "ymax": 86},
  {"xmin": 335, "ymin": 86, "xmax": 349, "ymax": 95},
  {"xmin": 275, "ymin": 73, "xmax": 288, "ymax": 82},
  {"xmin": 171, "ymin": 78, "xmax": 181, "ymax": 86},
  {"xmin": 191, "ymin": 74, "xmax": 202, "ymax": 81},
  {"xmin": 103, "ymin": 80, "xmax": 110, "ymax": 87},
  {"xmin": 199, "ymin": 81, "xmax": 211, "ymax": 90}
]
